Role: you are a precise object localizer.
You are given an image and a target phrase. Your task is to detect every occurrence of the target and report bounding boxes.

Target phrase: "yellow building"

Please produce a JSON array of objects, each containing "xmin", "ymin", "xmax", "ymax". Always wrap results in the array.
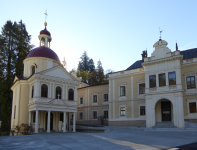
[{"xmin": 11, "ymin": 24, "xmax": 197, "ymax": 131}]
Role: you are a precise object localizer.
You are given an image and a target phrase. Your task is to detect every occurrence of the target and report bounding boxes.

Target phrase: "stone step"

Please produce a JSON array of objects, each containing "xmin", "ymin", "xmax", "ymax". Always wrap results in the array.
[{"xmin": 153, "ymin": 122, "xmax": 177, "ymax": 128}]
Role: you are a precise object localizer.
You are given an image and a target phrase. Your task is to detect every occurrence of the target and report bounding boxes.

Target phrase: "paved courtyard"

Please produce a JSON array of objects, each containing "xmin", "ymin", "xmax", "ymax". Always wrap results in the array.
[{"xmin": 1, "ymin": 126, "xmax": 197, "ymax": 150}]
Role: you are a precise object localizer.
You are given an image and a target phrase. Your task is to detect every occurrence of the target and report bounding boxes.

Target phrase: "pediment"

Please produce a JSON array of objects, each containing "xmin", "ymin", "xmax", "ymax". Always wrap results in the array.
[{"xmin": 37, "ymin": 66, "xmax": 78, "ymax": 81}]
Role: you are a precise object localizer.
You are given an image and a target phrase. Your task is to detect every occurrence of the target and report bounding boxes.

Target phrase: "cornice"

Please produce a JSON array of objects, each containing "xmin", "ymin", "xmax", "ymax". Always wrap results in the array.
[{"xmin": 142, "ymin": 55, "xmax": 183, "ymax": 66}]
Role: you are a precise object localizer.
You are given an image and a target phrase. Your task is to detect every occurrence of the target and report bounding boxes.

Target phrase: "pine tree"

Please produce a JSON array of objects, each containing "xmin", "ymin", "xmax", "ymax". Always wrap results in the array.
[
  {"xmin": 88, "ymin": 59, "xmax": 95, "ymax": 73},
  {"xmin": 79, "ymin": 51, "xmax": 90, "ymax": 71},
  {"xmin": 97, "ymin": 59, "xmax": 105, "ymax": 84},
  {"xmin": 0, "ymin": 20, "xmax": 33, "ymax": 131}
]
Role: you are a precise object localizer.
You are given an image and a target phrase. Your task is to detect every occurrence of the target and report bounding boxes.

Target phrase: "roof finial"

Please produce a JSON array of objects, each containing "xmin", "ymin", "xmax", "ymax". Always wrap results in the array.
[
  {"xmin": 44, "ymin": 10, "xmax": 48, "ymax": 27},
  {"xmin": 159, "ymin": 27, "xmax": 163, "ymax": 40}
]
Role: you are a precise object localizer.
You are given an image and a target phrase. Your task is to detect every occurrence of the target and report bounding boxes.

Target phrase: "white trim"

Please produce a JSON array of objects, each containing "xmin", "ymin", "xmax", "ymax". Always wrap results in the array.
[
  {"xmin": 138, "ymin": 103, "xmax": 146, "ymax": 120},
  {"xmin": 119, "ymin": 104, "xmax": 126, "ymax": 119},
  {"xmin": 103, "ymin": 109, "xmax": 109, "ymax": 119},
  {"xmin": 186, "ymin": 98, "xmax": 197, "ymax": 119},
  {"xmin": 92, "ymin": 94, "xmax": 98, "ymax": 105},
  {"xmin": 92, "ymin": 110, "xmax": 98, "ymax": 120}
]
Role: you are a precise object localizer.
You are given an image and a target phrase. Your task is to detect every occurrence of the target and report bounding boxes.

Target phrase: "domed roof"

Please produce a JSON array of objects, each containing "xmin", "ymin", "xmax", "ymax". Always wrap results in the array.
[
  {"xmin": 26, "ymin": 47, "xmax": 60, "ymax": 62},
  {"xmin": 40, "ymin": 27, "xmax": 51, "ymax": 37}
]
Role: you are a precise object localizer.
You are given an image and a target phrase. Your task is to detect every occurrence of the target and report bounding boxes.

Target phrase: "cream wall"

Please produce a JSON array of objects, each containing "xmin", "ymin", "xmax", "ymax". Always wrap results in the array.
[{"xmin": 77, "ymin": 84, "xmax": 109, "ymax": 125}]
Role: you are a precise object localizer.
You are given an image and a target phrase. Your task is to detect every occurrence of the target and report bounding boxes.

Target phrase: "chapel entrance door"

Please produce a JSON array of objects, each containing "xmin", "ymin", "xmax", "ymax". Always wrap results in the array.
[
  {"xmin": 161, "ymin": 101, "xmax": 171, "ymax": 121},
  {"xmin": 45, "ymin": 112, "xmax": 53, "ymax": 130}
]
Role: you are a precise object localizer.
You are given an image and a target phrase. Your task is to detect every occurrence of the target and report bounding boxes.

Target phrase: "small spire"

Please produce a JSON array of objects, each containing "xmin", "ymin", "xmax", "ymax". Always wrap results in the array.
[
  {"xmin": 44, "ymin": 10, "xmax": 48, "ymax": 27},
  {"xmin": 159, "ymin": 27, "xmax": 163, "ymax": 40},
  {"xmin": 176, "ymin": 41, "xmax": 178, "ymax": 51}
]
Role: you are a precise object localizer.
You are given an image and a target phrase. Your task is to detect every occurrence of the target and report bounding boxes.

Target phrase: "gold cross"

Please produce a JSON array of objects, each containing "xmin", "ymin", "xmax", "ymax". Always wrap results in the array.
[{"xmin": 44, "ymin": 10, "xmax": 48, "ymax": 22}]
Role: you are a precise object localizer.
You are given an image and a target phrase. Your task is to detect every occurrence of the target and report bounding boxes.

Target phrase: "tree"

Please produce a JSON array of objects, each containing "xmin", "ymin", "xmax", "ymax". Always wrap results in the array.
[
  {"xmin": 96, "ymin": 59, "xmax": 105, "ymax": 84},
  {"xmin": 78, "ymin": 51, "xmax": 90, "ymax": 72},
  {"xmin": 0, "ymin": 20, "xmax": 33, "ymax": 132},
  {"xmin": 88, "ymin": 59, "xmax": 95, "ymax": 73}
]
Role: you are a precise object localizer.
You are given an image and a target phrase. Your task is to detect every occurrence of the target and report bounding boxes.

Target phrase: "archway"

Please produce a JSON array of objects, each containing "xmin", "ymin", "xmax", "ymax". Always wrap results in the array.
[
  {"xmin": 45, "ymin": 112, "xmax": 53, "ymax": 130},
  {"xmin": 155, "ymin": 99, "xmax": 173, "ymax": 122}
]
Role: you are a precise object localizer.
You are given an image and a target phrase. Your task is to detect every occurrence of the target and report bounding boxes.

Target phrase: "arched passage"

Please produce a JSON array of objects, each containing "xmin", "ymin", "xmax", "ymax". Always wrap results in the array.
[{"xmin": 155, "ymin": 99, "xmax": 173, "ymax": 122}]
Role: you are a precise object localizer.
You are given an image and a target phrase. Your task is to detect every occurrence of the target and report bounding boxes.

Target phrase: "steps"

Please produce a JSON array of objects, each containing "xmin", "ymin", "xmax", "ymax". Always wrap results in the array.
[{"xmin": 153, "ymin": 122, "xmax": 177, "ymax": 128}]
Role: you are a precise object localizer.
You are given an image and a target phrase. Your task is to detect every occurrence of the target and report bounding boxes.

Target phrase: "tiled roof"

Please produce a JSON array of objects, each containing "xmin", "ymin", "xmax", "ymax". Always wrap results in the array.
[
  {"xmin": 126, "ymin": 60, "xmax": 144, "ymax": 70},
  {"xmin": 180, "ymin": 48, "xmax": 197, "ymax": 60}
]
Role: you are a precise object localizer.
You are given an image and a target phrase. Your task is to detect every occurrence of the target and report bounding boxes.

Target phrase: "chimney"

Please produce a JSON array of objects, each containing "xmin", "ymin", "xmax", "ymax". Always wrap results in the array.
[{"xmin": 141, "ymin": 50, "xmax": 147, "ymax": 60}]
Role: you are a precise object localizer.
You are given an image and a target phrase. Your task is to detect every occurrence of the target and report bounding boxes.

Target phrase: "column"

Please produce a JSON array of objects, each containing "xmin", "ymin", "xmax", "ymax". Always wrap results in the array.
[
  {"xmin": 49, "ymin": 83, "xmax": 51, "ymax": 98},
  {"xmin": 131, "ymin": 76, "xmax": 134, "ymax": 118},
  {"xmin": 52, "ymin": 83, "xmax": 55, "ymax": 99},
  {"xmin": 176, "ymin": 68, "xmax": 182, "ymax": 89},
  {"xmin": 166, "ymin": 72, "xmax": 169, "ymax": 86},
  {"xmin": 35, "ymin": 110, "xmax": 39, "ymax": 133},
  {"xmin": 62, "ymin": 85, "xmax": 65, "ymax": 100},
  {"xmin": 47, "ymin": 111, "xmax": 51, "ymax": 133},
  {"xmin": 156, "ymin": 73, "xmax": 159, "ymax": 87},
  {"xmin": 29, "ymin": 111, "xmax": 31, "ymax": 125},
  {"xmin": 63, "ymin": 112, "xmax": 66, "ymax": 132},
  {"xmin": 74, "ymin": 87, "xmax": 77, "ymax": 101},
  {"xmin": 113, "ymin": 80, "xmax": 115, "ymax": 119},
  {"xmin": 65, "ymin": 85, "xmax": 68, "ymax": 100},
  {"xmin": 73, "ymin": 113, "xmax": 76, "ymax": 132},
  {"xmin": 145, "ymin": 73, "xmax": 149, "ymax": 93},
  {"xmin": 108, "ymin": 80, "xmax": 111, "ymax": 120}
]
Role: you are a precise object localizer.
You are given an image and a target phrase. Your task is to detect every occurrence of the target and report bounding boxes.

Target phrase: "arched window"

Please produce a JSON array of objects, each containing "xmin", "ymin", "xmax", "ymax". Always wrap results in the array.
[
  {"xmin": 68, "ymin": 89, "xmax": 74, "ymax": 100},
  {"xmin": 41, "ymin": 84, "xmax": 48, "ymax": 98},
  {"xmin": 32, "ymin": 86, "xmax": 34, "ymax": 98},
  {"xmin": 56, "ymin": 86, "xmax": 62, "ymax": 99},
  {"xmin": 41, "ymin": 37, "xmax": 45, "ymax": 46},
  {"xmin": 32, "ymin": 66, "xmax": 35, "ymax": 75}
]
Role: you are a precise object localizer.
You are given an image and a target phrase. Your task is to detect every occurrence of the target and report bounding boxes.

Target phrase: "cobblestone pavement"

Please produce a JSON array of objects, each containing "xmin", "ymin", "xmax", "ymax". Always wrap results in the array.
[{"xmin": 0, "ymin": 126, "xmax": 197, "ymax": 150}]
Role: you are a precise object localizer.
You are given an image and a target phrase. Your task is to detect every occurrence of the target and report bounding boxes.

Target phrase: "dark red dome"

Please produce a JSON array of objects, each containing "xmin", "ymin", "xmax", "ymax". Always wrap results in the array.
[
  {"xmin": 26, "ymin": 47, "xmax": 60, "ymax": 62},
  {"xmin": 40, "ymin": 27, "xmax": 51, "ymax": 37}
]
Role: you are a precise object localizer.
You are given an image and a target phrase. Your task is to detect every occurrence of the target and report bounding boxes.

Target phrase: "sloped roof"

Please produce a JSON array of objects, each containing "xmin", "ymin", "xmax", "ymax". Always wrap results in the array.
[
  {"xmin": 126, "ymin": 60, "xmax": 144, "ymax": 70},
  {"xmin": 180, "ymin": 48, "xmax": 197, "ymax": 60}
]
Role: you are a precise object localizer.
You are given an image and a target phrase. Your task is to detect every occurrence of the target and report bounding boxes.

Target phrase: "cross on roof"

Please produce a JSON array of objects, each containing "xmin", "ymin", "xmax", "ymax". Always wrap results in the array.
[
  {"xmin": 159, "ymin": 27, "xmax": 163, "ymax": 40},
  {"xmin": 44, "ymin": 10, "xmax": 48, "ymax": 22}
]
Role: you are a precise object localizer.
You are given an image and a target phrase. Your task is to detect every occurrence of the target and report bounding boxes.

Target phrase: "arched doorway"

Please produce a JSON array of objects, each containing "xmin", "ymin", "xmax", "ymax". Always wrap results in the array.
[
  {"xmin": 45, "ymin": 112, "xmax": 53, "ymax": 130},
  {"xmin": 155, "ymin": 99, "xmax": 173, "ymax": 122}
]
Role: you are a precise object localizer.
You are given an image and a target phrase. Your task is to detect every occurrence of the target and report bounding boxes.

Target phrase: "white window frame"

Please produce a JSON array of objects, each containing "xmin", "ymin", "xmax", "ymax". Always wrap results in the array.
[
  {"xmin": 187, "ymin": 98, "xmax": 197, "ymax": 119},
  {"xmin": 79, "ymin": 112, "xmax": 83, "ymax": 120},
  {"xmin": 119, "ymin": 104, "xmax": 126, "ymax": 118},
  {"xmin": 79, "ymin": 97, "xmax": 83, "ymax": 105},
  {"xmin": 138, "ymin": 103, "xmax": 146, "ymax": 119},
  {"xmin": 184, "ymin": 74, "xmax": 197, "ymax": 95},
  {"xmin": 103, "ymin": 109, "xmax": 109, "ymax": 119},
  {"xmin": 138, "ymin": 80, "xmax": 145, "ymax": 99},
  {"xmin": 118, "ymin": 83, "xmax": 127, "ymax": 100},
  {"xmin": 29, "ymin": 64, "xmax": 37, "ymax": 76},
  {"xmin": 92, "ymin": 110, "xmax": 98, "ymax": 120},
  {"xmin": 92, "ymin": 93, "xmax": 98, "ymax": 105}
]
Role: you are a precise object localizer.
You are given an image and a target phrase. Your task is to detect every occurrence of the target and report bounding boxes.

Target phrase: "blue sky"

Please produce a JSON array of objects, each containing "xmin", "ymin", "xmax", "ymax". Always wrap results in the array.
[{"xmin": 1, "ymin": 0, "xmax": 197, "ymax": 72}]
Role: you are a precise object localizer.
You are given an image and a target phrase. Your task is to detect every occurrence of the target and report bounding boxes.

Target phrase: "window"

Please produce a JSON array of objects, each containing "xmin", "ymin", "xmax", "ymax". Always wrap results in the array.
[
  {"xmin": 93, "ymin": 111, "xmax": 97, "ymax": 119},
  {"xmin": 41, "ymin": 37, "xmax": 45, "ymax": 46},
  {"xmin": 139, "ymin": 83, "xmax": 145, "ymax": 94},
  {"xmin": 189, "ymin": 102, "xmax": 196, "ymax": 113},
  {"xmin": 169, "ymin": 72, "xmax": 176, "ymax": 85},
  {"xmin": 33, "ymin": 112, "xmax": 36, "ymax": 123},
  {"xmin": 104, "ymin": 94, "xmax": 108, "ymax": 101},
  {"xmin": 80, "ymin": 98, "xmax": 83, "ymax": 104},
  {"xmin": 120, "ymin": 86, "xmax": 126, "ymax": 96},
  {"xmin": 32, "ymin": 66, "xmax": 35, "ymax": 75},
  {"xmin": 56, "ymin": 86, "xmax": 62, "ymax": 99},
  {"xmin": 140, "ymin": 106, "xmax": 146, "ymax": 115},
  {"xmin": 159, "ymin": 73, "xmax": 166, "ymax": 86},
  {"xmin": 93, "ymin": 95, "xmax": 97, "ymax": 103},
  {"xmin": 68, "ymin": 89, "xmax": 74, "ymax": 100},
  {"xmin": 104, "ymin": 111, "xmax": 108, "ymax": 119},
  {"xmin": 120, "ymin": 107, "xmax": 125, "ymax": 116},
  {"xmin": 79, "ymin": 112, "xmax": 83, "ymax": 119},
  {"xmin": 149, "ymin": 75, "xmax": 156, "ymax": 88},
  {"xmin": 32, "ymin": 86, "xmax": 34, "ymax": 98},
  {"xmin": 41, "ymin": 84, "xmax": 48, "ymax": 98},
  {"xmin": 187, "ymin": 76, "xmax": 196, "ymax": 89}
]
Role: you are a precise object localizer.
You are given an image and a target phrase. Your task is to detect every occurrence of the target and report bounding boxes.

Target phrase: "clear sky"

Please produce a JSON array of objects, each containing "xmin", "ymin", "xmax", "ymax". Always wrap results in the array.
[{"xmin": 1, "ymin": 0, "xmax": 197, "ymax": 72}]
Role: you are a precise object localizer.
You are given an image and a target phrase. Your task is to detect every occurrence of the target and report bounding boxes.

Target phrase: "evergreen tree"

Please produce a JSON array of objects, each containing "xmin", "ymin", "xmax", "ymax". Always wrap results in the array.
[
  {"xmin": 0, "ymin": 20, "xmax": 33, "ymax": 131},
  {"xmin": 96, "ymin": 59, "xmax": 105, "ymax": 84},
  {"xmin": 88, "ymin": 59, "xmax": 95, "ymax": 73},
  {"xmin": 79, "ymin": 51, "xmax": 89, "ymax": 71}
]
